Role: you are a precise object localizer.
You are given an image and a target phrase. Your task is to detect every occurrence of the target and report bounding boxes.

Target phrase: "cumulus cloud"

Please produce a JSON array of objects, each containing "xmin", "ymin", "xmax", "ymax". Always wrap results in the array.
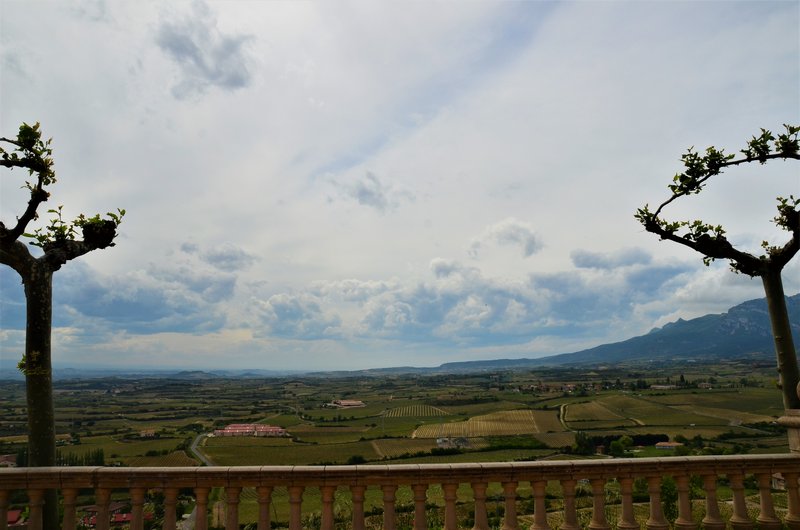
[
  {"xmin": 310, "ymin": 279, "xmax": 393, "ymax": 302},
  {"xmin": 55, "ymin": 261, "xmax": 230, "ymax": 334},
  {"xmin": 253, "ymin": 292, "xmax": 341, "ymax": 339},
  {"xmin": 469, "ymin": 218, "xmax": 541, "ymax": 258},
  {"xmin": 156, "ymin": 0, "xmax": 253, "ymax": 99},
  {"xmin": 571, "ymin": 247, "xmax": 652, "ymax": 269}
]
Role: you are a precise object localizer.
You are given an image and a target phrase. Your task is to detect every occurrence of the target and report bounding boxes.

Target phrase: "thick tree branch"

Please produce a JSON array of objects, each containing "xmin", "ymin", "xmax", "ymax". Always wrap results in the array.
[
  {"xmin": 0, "ymin": 239, "xmax": 36, "ymax": 278},
  {"xmin": 40, "ymin": 233, "xmax": 118, "ymax": 273}
]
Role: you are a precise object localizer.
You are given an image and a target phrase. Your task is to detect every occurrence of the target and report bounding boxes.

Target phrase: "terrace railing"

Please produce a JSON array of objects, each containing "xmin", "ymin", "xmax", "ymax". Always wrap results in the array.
[{"xmin": 2, "ymin": 453, "xmax": 800, "ymax": 530}]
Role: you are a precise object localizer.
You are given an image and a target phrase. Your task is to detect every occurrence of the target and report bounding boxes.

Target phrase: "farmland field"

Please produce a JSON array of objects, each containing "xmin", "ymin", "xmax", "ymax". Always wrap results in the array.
[
  {"xmin": 413, "ymin": 409, "xmax": 540, "ymax": 438},
  {"xmin": 385, "ymin": 404, "xmax": 450, "ymax": 417}
]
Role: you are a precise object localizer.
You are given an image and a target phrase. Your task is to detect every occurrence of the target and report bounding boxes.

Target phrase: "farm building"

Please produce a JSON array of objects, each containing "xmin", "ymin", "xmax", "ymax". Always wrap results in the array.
[
  {"xmin": 331, "ymin": 399, "xmax": 365, "ymax": 408},
  {"xmin": 655, "ymin": 441, "xmax": 684, "ymax": 450},
  {"xmin": 213, "ymin": 424, "xmax": 288, "ymax": 437}
]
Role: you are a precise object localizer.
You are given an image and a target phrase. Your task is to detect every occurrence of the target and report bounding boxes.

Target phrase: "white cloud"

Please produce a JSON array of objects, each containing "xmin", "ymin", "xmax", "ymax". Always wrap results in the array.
[{"xmin": 469, "ymin": 218, "xmax": 542, "ymax": 259}]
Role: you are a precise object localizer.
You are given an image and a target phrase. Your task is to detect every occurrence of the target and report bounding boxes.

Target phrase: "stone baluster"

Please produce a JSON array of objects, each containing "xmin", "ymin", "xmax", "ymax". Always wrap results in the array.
[
  {"xmin": 164, "ymin": 487, "xmax": 179, "ymax": 530},
  {"xmin": 561, "ymin": 479, "xmax": 580, "ymax": 530},
  {"xmin": 288, "ymin": 485, "xmax": 304, "ymax": 530},
  {"xmin": 0, "ymin": 488, "xmax": 7, "ymax": 530},
  {"xmin": 442, "ymin": 483, "xmax": 458, "ymax": 530},
  {"xmin": 61, "ymin": 487, "xmax": 78, "ymax": 530},
  {"xmin": 588, "ymin": 478, "xmax": 610, "ymax": 530},
  {"xmin": 412, "ymin": 483, "xmax": 428, "ymax": 530},
  {"xmin": 531, "ymin": 479, "xmax": 550, "ymax": 530},
  {"xmin": 351, "ymin": 485, "xmax": 366, "ymax": 530},
  {"xmin": 225, "ymin": 486, "xmax": 241, "ymax": 530},
  {"xmin": 321, "ymin": 485, "xmax": 336, "ymax": 530},
  {"xmin": 673, "ymin": 475, "xmax": 697, "ymax": 530},
  {"xmin": 194, "ymin": 487, "xmax": 209, "ymax": 530},
  {"xmin": 129, "ymin": 487, "xmax": 145, "ymax": 530},
  {"xmin": 784, "ymin": 472, "xmax": 800, "ymax": 530},
  {"xmin": 645, "ymin": 476, "xmax": 668, "ymax": 530},
  {"xmin": 700, "ymin": 473, "xmax": 724, "ymax": 530},
  {"xmin": 95, "ymin": 487, "xmax": 111, "ymax": 530},
  {"xmin": 617, "ymin": 478, "xmax": 639, "ymax": 530},
  {"xmin": 472, "ymin": 482, "xmax": 489, "ymax": 530},
  {"xmin": 755, "ymin": 473, "xmax": 781, "ymax": 530},
  {"xmin": 255, "ymin": 485, "xmax": 272, "ymax": 530},
  {"xmin": 728, "ymin": 473, "xmax": 753, "ymax": 530},
  {"xmin": 501, "ymin": 481, "xmax": 519, "ymax": 530},
  {"xmin": 27, "ymin": 489, "xmax": 44, "ymax": 530},
  {"xmin": 381, "ymin": 484, "xmax": 398, "ymax": 530}
]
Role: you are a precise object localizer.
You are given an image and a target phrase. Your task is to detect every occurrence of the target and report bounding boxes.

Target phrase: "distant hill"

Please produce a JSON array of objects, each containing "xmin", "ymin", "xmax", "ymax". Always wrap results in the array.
[{"xmin": 438, "ymin": 294, "xmax": 800, "ymax": 371}]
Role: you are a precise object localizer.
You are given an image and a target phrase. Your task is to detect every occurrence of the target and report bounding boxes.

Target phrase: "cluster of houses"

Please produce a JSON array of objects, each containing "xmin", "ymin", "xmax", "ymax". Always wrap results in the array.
[{"xmin": 212, "ymin": 423, "xmax": 288, "ymax": 437}]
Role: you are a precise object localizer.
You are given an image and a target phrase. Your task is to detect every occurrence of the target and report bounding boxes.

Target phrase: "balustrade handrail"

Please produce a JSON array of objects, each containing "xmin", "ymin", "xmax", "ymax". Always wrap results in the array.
[{"xmin": 2, "ymin": 453, "xmax": 799, "ymax": 489}]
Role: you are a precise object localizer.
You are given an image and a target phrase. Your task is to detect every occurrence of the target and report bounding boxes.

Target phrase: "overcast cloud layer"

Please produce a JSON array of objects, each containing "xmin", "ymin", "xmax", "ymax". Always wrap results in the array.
[{"xmin": 1, "ymin": 1, "xmax": 798, "ymax": 372}]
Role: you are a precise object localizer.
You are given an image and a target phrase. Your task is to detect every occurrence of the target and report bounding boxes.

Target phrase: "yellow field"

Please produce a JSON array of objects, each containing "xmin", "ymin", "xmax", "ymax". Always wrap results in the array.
[
  {"xmin": 564, "ymin": 401, "xmax": 625, "ymax": 421},
  {"xmin": 671, "ymin": 405, "xmax": 774, "ymax": 425},
  {"xmin": 385, "ymin": 404, "xmax": 451, "ymax": 417},
  {"xmin": 413, "ymin": 409, "xmax": 540, "ymax": 438},
  {"xmin": 370, "ymin": 438, "xmax": 437, "ymax": 458}
]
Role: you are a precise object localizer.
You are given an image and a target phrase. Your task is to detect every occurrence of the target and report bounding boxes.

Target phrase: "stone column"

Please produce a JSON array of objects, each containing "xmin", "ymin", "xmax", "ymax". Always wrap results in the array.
[
  {"xmin": 500, "ymin": 481, "xmax": 519, "ymax": 530},
  {"xmin": 61, "ymin": 488, "xmax": 78, "ymax": 530},
  {"xmin": 442, "ymin": 483, "xmax": 458, "ymax": 530},
  {"xmin": 225, "ymin": 486, "xmax": 241, "ymax": 530},
  {"xmin": 257, "ymin": 486, "xmax": 272, "ymax": 530}
]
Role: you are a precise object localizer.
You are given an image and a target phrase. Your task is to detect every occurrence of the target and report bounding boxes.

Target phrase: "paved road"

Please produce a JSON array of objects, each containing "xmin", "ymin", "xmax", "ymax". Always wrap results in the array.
[{"xmin": 189, "ymin": 434, "xmax": 214, "ymax": 466}]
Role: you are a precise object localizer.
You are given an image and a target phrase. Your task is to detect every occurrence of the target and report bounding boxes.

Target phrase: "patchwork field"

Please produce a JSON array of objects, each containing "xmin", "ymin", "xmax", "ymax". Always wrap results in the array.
[
  {"xmin": 413, "ymin": 409, "xmax": 550, "ymax": 438},
  {"xmin": 1, "ymin": 362, "xmax": 788, "ymax": 476},
  {"xmin": 385, "ymin": 404, "xmax": 450, "ymax": 417}
]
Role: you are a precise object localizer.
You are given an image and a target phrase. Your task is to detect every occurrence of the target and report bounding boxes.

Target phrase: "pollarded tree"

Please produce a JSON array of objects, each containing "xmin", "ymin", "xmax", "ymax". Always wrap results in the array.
[
  {"xmin": 635, "ymin": 124, "xmax": 799, "ymax": 410},
  {"xmin": 0, "ymin": 122, "xmax": 124, "ymax": 526}
]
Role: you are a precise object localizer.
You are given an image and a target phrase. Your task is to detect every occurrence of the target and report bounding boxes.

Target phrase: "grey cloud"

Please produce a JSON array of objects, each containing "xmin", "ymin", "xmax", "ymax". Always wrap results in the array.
[
  {"xmin": 342, "ymin": 172, "xmax": 415, "ymax": 213},
  {"xmin": 571, "ymin": 248, "xmax": 652, "ymax": 269},
  {"xmin": 180, "ymin": 242, "xmax": 199, "ymax": 254},
  {"xmin": 469, "ymin": 218, "xmax": 541, "ymax": 258},
  {"xmin": 430, "ymin": 258, "xmax": 461, "ymax": 278},
  {"xmin": 156, "ymin": 1, "xmax": 253, "ymax": 99},
  {"xmin": 201, "ymin": 244, "xmax": 258, "ymax": 271},
  {"xmin": 254, "ymin": 293, "xmax": 341, "ymax": 339}
]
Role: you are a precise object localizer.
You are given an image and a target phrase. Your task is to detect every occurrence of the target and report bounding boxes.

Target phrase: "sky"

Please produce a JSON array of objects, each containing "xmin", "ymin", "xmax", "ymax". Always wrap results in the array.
[{"xmin": 0, "ymin": 1, "xmax": 798, "ymax": 373}]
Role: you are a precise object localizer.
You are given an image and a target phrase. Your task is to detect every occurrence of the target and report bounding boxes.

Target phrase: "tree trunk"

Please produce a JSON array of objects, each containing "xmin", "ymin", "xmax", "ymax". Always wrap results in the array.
[
  {"xmin": 23, "ymin": 264, "xmax": 59, "ymax": 528},
  {"xmin": 762, "ymin": 269, "xmax": 800, "ymax": 410}
]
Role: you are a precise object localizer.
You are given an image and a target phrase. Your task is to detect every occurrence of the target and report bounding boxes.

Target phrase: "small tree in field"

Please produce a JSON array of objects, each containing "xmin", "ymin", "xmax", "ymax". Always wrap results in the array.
[
  {"xmin": 0, "ymin": 123, "xmax": 124, "ymax": 526},
  {"xmin": 635, "ymin": 124, "xmax": 799, "ymax": 410}
]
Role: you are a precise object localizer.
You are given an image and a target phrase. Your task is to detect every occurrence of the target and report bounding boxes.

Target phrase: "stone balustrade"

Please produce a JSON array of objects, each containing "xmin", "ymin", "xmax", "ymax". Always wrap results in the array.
[{"xmin": 2, "ymin": 454, "xmax": 799, "ymax": 530}]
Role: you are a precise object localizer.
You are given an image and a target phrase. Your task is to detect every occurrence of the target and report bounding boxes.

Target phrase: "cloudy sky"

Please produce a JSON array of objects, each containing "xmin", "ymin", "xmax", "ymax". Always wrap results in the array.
[{"xmin": 1, "ymin": 1, "xmax": 798, "ymax": 373}]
